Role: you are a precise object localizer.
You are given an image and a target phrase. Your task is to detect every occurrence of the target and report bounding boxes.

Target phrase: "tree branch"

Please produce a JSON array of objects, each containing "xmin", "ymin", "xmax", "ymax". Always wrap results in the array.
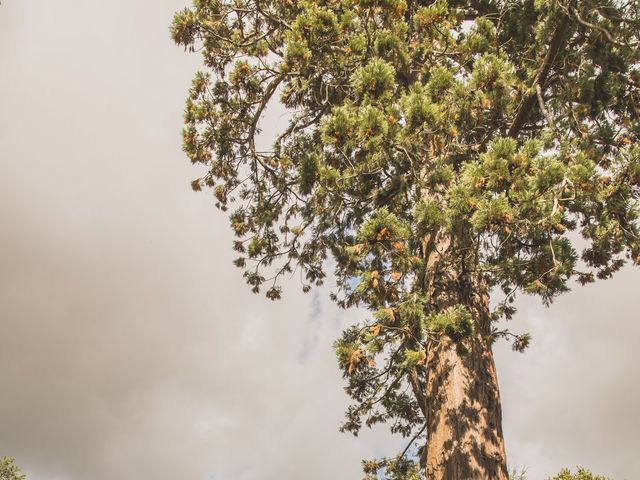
[
  {"xmin": 571, "ymin": 7, "xmax": 625, "ymax": 47},
  {"xmin": 409, "ymin": 366, "xmax": 428, "ymax": 419},
  {"xmin": 399, "ymin": 421, "xmax": 427, "ymax": 460},
  {"xmin": 507, "ymin": 10, "xmax": 572, "ymax": 138},
  {"xmin": 535, "ymin": 83, "xmax": 558, "ymax": 132}
]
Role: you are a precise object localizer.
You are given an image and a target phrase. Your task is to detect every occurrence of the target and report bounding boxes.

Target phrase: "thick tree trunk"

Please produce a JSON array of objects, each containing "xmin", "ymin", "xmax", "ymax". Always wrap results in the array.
[
  {"xmin": 424, "ymin": 317, "xmax": 508, "ymax": 479},
  {"xmin": 420, "ymin": 230, "xmax": 508, "ymax": 479}
]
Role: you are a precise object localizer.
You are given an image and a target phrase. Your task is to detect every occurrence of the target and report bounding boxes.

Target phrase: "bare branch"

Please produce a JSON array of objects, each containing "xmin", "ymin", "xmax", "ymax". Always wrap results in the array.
[{"xmin": 535, "ymin": 83, "xmax": 558, "ymax": 132}]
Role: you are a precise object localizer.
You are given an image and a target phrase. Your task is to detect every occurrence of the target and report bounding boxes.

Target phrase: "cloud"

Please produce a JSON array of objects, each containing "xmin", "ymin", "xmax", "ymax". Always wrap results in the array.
[{"xmin": 0, "ymin": 2, "xmax": 639, "ymax": 480}]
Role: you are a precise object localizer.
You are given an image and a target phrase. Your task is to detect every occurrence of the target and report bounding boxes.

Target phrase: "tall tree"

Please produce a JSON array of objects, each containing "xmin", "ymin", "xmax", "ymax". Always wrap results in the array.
[{"xmin": 171, "ymin": 1, "xmax": 639, "ymax": 478}]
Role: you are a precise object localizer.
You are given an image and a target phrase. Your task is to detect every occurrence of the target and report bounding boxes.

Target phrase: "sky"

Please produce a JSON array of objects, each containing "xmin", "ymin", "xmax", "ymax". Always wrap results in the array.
[{"xmin": 0, "ymin": 2, "xmax": 639, "ymax": 479}]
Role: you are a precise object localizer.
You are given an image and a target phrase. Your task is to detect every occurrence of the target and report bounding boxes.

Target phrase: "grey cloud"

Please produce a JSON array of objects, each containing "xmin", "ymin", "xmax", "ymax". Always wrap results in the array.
[{"xmin": 1, "ymin": 2, "xmax": 639, "ymax": 480}]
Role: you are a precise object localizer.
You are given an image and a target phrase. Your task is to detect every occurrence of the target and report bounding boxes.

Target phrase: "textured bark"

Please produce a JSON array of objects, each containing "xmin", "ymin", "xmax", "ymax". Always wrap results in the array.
[
  {"xmin": 421, "ymin": 229, "xmax": 508, "ymax": 480},
  {"xmin": 424, "ymin": 321, "xmax": 508, "ymax": 479}
]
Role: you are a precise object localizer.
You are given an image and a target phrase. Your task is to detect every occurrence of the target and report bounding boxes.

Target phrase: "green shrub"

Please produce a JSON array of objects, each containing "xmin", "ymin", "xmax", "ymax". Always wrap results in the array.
[
  {"xmin": 548, "ymin": 468, "xmax": 611, "ymax": 480},
  {"xmin": 509, "ymin": 467, "xmax": 612, "ymax": 480}
]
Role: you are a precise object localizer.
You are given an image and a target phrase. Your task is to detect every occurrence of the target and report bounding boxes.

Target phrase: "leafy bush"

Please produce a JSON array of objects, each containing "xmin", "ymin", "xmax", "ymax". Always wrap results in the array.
[
  {"xmin": 509, "ymin": 467, "xmax": 612, "ymax": 480},
  {"xmin": 548, "ymin": 468, "xmax": 611, "ymax": 480},
  {"xmin": 0, "ymin": 458, "xmax": 26, "ymax": 480}
]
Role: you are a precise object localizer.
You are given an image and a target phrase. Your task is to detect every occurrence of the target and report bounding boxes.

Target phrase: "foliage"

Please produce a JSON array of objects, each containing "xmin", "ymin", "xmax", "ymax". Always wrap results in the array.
[
  {"xmin": 0, "ymin": 458, "xmax": 26, "ymax": 480},
  {"xmin": 172, "ymin": 0, "xmax": 639, "ymax": 476},
  {"xmin": 508, "ymin": 466, "xmax": 612, "ymax": 480},
  {"xmin": 509, "ymin": 467, "xmax": 528, "ymax": 480},
  {"xmin": 547, "ymin": 468, "xmax": 612, "ymax": 480}
]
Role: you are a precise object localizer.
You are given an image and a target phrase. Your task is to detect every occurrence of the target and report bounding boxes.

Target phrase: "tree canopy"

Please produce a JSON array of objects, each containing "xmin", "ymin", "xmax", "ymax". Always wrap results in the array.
[
  {"xmin": 548, "ymin": 468, "xmax": 612, "ymax": 480},
  {"xmin": 0, "ymin": 458, "xmax": 26, "ymax": 480},
  {"xmin": 172, "ymin": 0, "xmax": 639, "ymax": 477}
]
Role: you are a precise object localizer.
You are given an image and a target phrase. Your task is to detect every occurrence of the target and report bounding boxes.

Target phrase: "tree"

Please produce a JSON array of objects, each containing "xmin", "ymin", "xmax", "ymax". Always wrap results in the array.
[
  {"xmin": 0, "ymin": 458, "xmax": 26, "ymax": 480},
  {"xmin": 547, "ymin": 468, "xmax": 611, "ymax": 480},
  {"xmin": 509, "ymin": 467, "xmax": 613, "ymax": 480},
  {"xmin": 171, "ymin": 1, "xmax": 639, "ymax": 478}
]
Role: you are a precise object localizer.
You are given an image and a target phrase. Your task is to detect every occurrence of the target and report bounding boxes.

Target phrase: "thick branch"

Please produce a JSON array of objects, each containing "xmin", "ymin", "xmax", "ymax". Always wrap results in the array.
[
  {"xmin": 249, "ymin": 75, "xmax": 284, "ymax": 143},
  {"xmin": 507, "ymin": 11, "xmax": 571, "ymax": 138}
]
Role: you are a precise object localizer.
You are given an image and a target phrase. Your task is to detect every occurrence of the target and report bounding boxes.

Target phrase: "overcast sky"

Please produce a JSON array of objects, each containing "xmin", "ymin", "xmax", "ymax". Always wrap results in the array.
[{"xmin": 1, "ymin": 2, "xmax": 639, "ymax": 480}]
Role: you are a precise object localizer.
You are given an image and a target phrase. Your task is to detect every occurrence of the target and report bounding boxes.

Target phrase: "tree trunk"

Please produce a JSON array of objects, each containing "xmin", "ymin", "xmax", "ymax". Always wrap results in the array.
[
  {"xmin": 421, "ymin": 230, "xmax": 508, "ymax": 479},
  {"xmin": 424, "ymin": 316, "xmax": 508, "ymax": 479}
]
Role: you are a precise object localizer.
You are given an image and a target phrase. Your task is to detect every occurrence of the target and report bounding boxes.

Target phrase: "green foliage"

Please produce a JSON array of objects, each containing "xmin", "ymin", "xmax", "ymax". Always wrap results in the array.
[
  {"xmin": 363, "ymin": 455, "xmax": 421, "ymax": 480},
  {"xmin": 352, "ymin": 58, "xmax": 397, "ymax": 101},
  {"xmin": 509, "ymin": 467, "xmax": 528, "ymax": 480},
  {"xmin": 508, "ymin": 467, "xmax": 613, "ymax": 480},
  {"xmin": 547, "ymin": 468, "xmax": 612, "ymax": 480},
  {"xmin": 0, "ymin": 458, "xmax": 26, "ymax": 480},
  {"xmin": 426, "ymin": 305, "xmax": 474, "ymax": 342},
  {"xmin": 173, "ymin": 0, "xmax": 640, "ymax": 476}
]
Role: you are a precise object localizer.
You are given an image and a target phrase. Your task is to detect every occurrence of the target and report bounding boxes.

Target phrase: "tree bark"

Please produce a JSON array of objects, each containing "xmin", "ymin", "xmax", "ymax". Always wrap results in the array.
[
  {"xmin": 424, "ymin": 314, "xmax": 508, "ymax": 479},
  {"xmin": 421, "ymin": 229, "xmax": 508, "ymax": 480}
]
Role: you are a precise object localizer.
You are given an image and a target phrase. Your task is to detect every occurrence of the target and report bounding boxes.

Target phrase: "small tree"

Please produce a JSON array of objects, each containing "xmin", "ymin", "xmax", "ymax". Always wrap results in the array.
[
  {"xmin": 172, "ymin": 1, "xmax": 639, "ymax": 478},
  {"xmin": 548, "ymin": 468, "xmax": 611, "ymax": 480},
  {"xmin": 0, "ymin": 458, "xmax": 26, "ymax": 480}
]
